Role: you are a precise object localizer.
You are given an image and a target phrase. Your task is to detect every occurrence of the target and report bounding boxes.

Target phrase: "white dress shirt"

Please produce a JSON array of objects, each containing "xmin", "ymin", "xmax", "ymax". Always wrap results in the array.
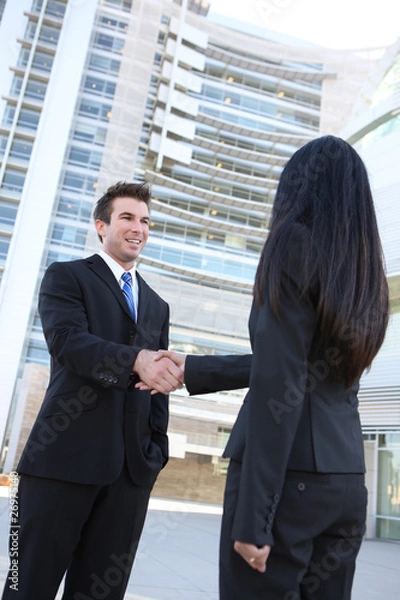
[{"xmin": 98, "ymin": 250, "xmax": 139, "ymax": 314}]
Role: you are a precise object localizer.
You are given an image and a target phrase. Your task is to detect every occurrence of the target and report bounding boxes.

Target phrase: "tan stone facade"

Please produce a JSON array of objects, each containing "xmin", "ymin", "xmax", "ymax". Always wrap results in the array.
[
  {"xmin": 11, "ymin": 363, "xmax": 49, "ymax": 468},
  {"xmin": 153, "ymin": 455, "xmax": 226, "ymax": 505}
]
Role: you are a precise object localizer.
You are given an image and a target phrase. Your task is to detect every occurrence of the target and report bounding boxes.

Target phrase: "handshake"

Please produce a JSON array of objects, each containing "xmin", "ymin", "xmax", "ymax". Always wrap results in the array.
[{"xmin": 133, "ymin": 350, "xmax": 186, "ymax": 395}]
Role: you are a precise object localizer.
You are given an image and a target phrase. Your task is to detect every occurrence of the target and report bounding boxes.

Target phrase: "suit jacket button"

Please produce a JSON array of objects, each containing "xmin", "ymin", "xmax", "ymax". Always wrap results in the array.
[
  {"xmin": 268, "ymin": 514, "xmax": 274, "ymax": 523},
  {"xmin": 298, "ymin": 482, "xmax": 306, "ymax": 491},
  {"xmin": 273, "ymin": 494, "xmax": 280, "ymax": 502}
]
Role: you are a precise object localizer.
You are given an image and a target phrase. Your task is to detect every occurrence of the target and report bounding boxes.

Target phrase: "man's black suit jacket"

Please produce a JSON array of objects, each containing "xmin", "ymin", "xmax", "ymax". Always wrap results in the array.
[
  {"xmin": 18, "ymin": 254, "xmax": 169, "ymax": 487},
  {"xmin": 184, "ymin": 232, "xmax": 365, "ymax": 547}
]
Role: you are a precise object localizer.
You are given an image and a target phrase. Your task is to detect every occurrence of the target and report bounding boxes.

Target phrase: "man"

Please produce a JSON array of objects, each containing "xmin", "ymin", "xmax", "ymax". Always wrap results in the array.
[{"xmin": 2, "ymin": 181, "xmax": 183, "ymax": 600}]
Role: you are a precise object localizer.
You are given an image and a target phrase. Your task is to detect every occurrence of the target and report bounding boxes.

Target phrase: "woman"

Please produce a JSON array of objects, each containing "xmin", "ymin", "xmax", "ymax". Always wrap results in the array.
[{"xmin": 152, "ymin": 136, "xmax": 389, "ymax": 599}]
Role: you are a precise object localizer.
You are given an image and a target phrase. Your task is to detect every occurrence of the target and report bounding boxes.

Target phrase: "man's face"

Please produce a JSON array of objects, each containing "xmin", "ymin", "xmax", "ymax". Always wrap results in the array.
[{"xmin": 95, "ymin": 196, "xmax": 150, "ymax": 269}]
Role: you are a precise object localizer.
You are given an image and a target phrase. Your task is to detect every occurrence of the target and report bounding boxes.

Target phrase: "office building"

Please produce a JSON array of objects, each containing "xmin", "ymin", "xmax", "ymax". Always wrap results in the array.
[
  {"xmin": 0, "ymin": 0, "xmax": 398, "ymax": 538},
  {"xmin": 342, "ymin": 43, "xmax": 400, "ymax": 539}
]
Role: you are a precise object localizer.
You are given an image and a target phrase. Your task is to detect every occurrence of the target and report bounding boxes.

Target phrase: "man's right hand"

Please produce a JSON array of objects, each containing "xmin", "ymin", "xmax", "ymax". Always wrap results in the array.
[{"xmin": 133, "ymin": 349, "xmax": 184, "ymax": 395}]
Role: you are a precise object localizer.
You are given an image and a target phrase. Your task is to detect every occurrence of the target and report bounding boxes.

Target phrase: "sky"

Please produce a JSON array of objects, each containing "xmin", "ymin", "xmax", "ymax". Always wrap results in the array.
[{"xmin": 208, "ymin": 0, "xmax": 400, "ymax": 49}]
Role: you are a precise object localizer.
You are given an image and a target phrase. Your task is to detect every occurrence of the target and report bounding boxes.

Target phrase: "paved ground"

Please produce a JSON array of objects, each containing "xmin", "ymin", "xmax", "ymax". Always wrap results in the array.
[{"xmin": 0, "ymin": 491, "xmax": 399, "ymax": 599}]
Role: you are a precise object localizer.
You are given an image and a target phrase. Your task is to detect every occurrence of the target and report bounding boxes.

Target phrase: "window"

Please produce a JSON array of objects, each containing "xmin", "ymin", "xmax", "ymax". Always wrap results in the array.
[
  {"xmin": 99, "ymin": 15, "xmax": 129, "ymax": 31},
  {"xmin": 88, "ymin": 54, "xmax": 121, "ymax": 75},
  {"xmin": 46, "ymin": 250, "xmax": 76, "ymax": 264},
  {"xmin": 246, "ymin": 240, "xmax": 263, "ymax": 254},
  {"xmin": 104, "ymin": 0, "xmax": 132, "ymax": 12},
  {"xmin": 52, "ymin": 224, "xmax": 88, "ymax": 247},
  {"xmin": 25, "ymin": 79, "xmax": 47, "ymax": 101},
  {"xmin": 68, "ymin": 146, "xmax": 102, "ymax": 168},
  {"xmin": 16, "ymin": 48, "xmax": 52, "ymax": 72},
  {"xmin": 9, "ymin": 138, "xmax": 34, "ymax": 161},
  {"xmin": 39, "ymin": 25, "xmax": 60, "ymax": 45},
  {"xmin": 31, "ymin": 315, "xmax": 43, "ymax": 333},
  {"xmin": 94, "ymin": 32, "xmax": 125, "ymax": 54},
  {"xmin": 17, "ymin": 108, "xmax": 41, "ymax": 130},
  {"xmin": 57, "ymin": 197, "xmax": 92, "ymax": 222},
  {"xmin": 377, "ymin": 433, "xmax": 400, "ymax": 540},
  {"xmin": 2, "ymin": 105, "xmax": 16, "ymax": 127},
  {"xmin": 0, "ymin": 235, "xmax": 11, "ymax": 262},
  {"xmin": 10, "ymin": 76, "xmax": 23, "ymax": 96},
  {"xmin": 0, "ymin": 201, "xmax": 18, "ymax": 227},
  {"xmin": 25, "ymin": 21, "xmax": 37, "ymax": 40},
  {"xmin": 26, "ymin": 342, "xmax": 49, "ymax": 365},
  {"xmin": 32, "ymin": 51, "xmax": 54, "ymax": 73},
  {"xmin": 73, "ymin": 121, "xmax": 107, "ymax": 145},
  {"xmin": 79, "ymin": 99, "xmax": 112, "ymax": 122},
  {"xmin": 45, "ymin": 0, "xmax": 66, "ymax": 19},
  {"xmin": 63, "ymin": 171, "xmax": 98, "ymax": 193},
  {"xmin": 32, "ymin": 0, "xmax": 44, "ymax": 11},
  {"xmin": 149, "ymin": 74, "xmax": 158, "ymax": 93},
  {"xmin": 214, "ymin": 428, "xmax": 231, "ymax": 475},
  {"xmin": 0, "ymin": 134, "xmax": 8, "ymax": 157},
  {"xmin": 84, "ymin": 75, "xmax": 116, "ymax": 98},
  {"xmin": 17, "ymin": 48, "xmax": 31, "ymax": 68},
  {"xmin": 2, "ymin": 169, "xmax": 25, "ymax": 191}
]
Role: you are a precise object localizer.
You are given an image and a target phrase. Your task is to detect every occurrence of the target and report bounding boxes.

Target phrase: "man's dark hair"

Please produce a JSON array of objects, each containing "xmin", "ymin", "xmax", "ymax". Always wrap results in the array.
[{"xmin": 93, "ymin": 181, "xmax": 151, "ymax": 242}]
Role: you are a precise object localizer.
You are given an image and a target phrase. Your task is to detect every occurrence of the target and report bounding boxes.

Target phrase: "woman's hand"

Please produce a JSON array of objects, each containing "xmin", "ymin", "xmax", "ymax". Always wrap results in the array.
[
  {"xmin": 135, "ymin": 350, "xmax": 186, "ymax": 393},
  {"xmin": 233, "ymin": 541, "xmax": 271, "ymax": 573}
]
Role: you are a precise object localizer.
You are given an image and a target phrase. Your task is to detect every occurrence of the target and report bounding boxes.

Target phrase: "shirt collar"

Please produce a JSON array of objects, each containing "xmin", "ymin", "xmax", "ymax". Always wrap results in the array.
[{"xmin": 98, "ymin": 250, "xmax": 136, "ymax": 283}]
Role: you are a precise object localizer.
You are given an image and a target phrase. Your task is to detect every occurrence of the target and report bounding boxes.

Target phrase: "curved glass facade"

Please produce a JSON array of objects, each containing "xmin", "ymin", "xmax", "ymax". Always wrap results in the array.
[
  {"xmin": 133, "ymin": 11, "xmax": 324, "ymax": 366},
  {"xmin": 348, "ymin": 42, "xmax": 400, "ymax": 540}
]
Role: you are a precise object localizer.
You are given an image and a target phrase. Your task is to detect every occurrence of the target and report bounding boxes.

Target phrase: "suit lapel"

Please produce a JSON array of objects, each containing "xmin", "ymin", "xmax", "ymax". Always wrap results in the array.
[
  {"xmin": 136, "ymin": 271, "xmax": 151, "ymax": 324},
  {"xmin": 134, "ymin": 272, "xmax": 161, "ymax": 348},
  {"xmin": 85, "ymin": 254, "xmax": 135, "ymax": 322}
]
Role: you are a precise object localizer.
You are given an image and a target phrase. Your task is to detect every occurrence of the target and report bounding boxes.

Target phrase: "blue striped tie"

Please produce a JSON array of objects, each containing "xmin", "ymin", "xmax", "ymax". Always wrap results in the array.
[{"xmin": 121, "ymin": 272, "xmax": 136, "ymax": 321}]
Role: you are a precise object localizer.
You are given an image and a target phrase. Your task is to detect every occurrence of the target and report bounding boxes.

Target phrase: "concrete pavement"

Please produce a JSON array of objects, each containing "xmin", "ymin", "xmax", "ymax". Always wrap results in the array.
[{"xmin": 0, "ymin": 491, "xmax": 399, "ymax": 599}]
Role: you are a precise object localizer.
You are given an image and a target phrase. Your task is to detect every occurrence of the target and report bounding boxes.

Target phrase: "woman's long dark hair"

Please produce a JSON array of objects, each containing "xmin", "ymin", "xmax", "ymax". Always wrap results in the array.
[{"xmin": 254, "ymin": 135, "xmax": 389, "ymax": 387}]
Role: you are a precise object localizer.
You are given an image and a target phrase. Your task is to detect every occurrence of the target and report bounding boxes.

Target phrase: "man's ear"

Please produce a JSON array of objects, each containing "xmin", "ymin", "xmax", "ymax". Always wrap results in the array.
[{"xmin": 95, "ymin": 219, "xmax": 106, "ymax": 241}]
